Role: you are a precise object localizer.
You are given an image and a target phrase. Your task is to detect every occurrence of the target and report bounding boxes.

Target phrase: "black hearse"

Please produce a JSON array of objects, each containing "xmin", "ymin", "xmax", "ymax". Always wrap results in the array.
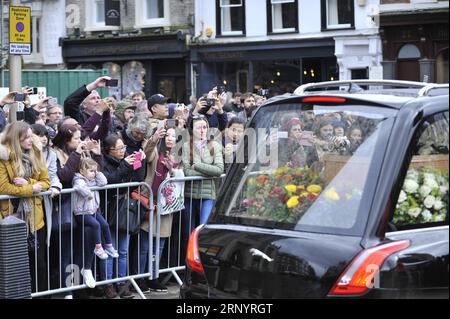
[{"xmin": 181, "ymin": 80, "xmax": 449, "ymax": 299}]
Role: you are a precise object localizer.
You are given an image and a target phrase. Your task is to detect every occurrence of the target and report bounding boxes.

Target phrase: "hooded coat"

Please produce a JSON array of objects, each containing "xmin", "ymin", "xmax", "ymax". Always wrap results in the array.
[{"xmin": 0, "ymin": 144, "xmax": 50, "ymax": 232}]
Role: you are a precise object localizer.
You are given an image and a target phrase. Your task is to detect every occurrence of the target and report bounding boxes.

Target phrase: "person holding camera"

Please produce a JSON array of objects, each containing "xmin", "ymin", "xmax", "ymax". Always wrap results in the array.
[
  {"xmin": 190, "ymin": 88, "xmax": 228, "ymax": 132},
  {"xmin": 64, "ymin": 76, "xmax": 111, "ymax": 126},
  {"xmin": 80, "ymin": 99, "xmax": 112, "ymax": 141},
  {"xmin": 98, "ymin": 134, "xmax": 146, "ymax": 299}
]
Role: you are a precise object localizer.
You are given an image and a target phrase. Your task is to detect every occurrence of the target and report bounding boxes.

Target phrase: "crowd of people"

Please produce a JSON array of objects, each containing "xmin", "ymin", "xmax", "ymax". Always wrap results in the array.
[{"xmin": 0, "ymin": 76, "xmax": 374, "ymax": 299}]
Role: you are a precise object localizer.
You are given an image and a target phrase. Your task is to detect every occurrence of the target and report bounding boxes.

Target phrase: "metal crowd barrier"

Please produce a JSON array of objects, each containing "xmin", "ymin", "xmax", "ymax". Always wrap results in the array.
[
  {"xmin": 0, "ymin": 182, "xmax": 155, "ymax": 299},
  {"xmin": 155, "ymin": 174, "xmax": 226, "ymax": 287}
]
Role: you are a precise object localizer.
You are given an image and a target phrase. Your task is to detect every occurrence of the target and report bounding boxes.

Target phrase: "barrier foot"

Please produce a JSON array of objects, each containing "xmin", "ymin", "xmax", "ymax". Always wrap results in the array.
[
  {"xmin": 171, "ymin": 270, "xmax": 183, "ymax": 286},
  {"xmin": 129, "ymin": 278, "xmax": 146, "ymax": 299}
]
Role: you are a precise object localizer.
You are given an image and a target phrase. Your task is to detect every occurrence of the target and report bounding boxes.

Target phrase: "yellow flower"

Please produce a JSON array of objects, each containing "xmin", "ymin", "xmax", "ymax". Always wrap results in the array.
[
  {"xmin": 301, "ymin": 192, "xmax": 309, "ymax": 198},
  {"xmin": 287, "ymin": 196, "xmax": 300, "ymax": 209},
  {"xmin": 248, "ymin": 178, "xmax": 256, "ymax": 186},
  {"xmin": 285, "ymin": 184, "xmax": 297, "ymax": 193},
  {"xmin": 275, "ymin": 168, "xmax": 284, "ymax": 175},
  {"xmin": 325, "ymin": 188, "xmax": 340, "ymax": 201},
  {"xmin": 307, "ymin": 185, "xmax": 322, "ymax": 195}
]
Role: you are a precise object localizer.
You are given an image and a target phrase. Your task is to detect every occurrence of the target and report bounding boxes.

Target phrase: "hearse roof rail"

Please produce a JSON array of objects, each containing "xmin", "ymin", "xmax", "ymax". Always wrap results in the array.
[{"xmin": 294, "ymin": 80, "xmax": 433, "ymax": 96}]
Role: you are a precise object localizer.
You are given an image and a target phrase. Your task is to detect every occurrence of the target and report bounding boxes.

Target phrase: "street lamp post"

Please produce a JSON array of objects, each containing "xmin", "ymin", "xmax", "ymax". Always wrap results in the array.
[{"xmin": 9, "ymin": 0, "xmax": 22, "ymax": 123}]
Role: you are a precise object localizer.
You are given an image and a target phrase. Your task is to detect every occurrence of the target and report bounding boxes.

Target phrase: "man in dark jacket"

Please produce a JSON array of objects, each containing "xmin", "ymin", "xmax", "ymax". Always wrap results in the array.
[{"xmin": 64, "ymin": 76, "xmax": 111, "ymax": 125}]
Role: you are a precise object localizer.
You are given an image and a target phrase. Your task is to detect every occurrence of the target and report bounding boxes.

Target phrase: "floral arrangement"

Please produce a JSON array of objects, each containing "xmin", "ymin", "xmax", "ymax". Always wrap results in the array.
[
  {"xmin": 394, "ymin": 167, "xmax": 449, "ymax": 225},
  {"xmin": 242, "ymin": 165, "xmax": 325, "ymax": 223}
]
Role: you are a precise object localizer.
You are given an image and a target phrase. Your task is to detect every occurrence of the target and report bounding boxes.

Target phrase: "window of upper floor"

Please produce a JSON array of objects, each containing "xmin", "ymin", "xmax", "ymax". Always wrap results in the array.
[
  {"xmin": 85, "ymin": 0, "xmax": 119, "ymax": 31},
  {"xmin": 267, "ymin": 0, "xmax": 299, "ymax": 34},
  {"xmin": 135, "ymin": 0, "xmax": 170, "ymax": 28},
  {"xmin": 216, "ymin": 0, "xmax": 246, "ymax": 37},
  {"xmin": 321, "ymin": 0, "xmax": 355, "ymax": 31}
]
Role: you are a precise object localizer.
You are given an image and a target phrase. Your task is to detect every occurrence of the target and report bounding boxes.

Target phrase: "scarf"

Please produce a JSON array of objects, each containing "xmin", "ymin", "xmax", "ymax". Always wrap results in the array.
[
  {"xmin": 14, "ymin": 152, "xmax": 33, "ymax": 224},
  {"xmin": 194, "ymin": 140, "xmax": 207, "ymax": 157},
  {"xmin": 54, "ymin": 146, "xmax": 69, "ymax": 168}
]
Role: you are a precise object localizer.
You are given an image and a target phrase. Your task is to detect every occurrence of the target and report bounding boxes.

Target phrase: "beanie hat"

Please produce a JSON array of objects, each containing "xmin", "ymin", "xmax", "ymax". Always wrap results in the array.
[{"xmin": 115, "ymin": 100, "xmax": 135, "ymax": 123}]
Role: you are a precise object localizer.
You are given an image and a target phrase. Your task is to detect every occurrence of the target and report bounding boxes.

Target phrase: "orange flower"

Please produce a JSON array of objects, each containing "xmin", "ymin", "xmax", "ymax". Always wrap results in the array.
[{"xmin": 257, "ymin": 175, "xmax": 268, "ymax": 184}]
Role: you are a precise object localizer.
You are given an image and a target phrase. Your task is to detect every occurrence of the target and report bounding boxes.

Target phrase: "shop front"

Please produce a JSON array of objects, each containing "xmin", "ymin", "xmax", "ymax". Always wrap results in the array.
[
  {"xmin": 190, "ymin": 38, "xmax": 338, "ymax": 97},
  {"xmin": 380, "ymin": 10, "xmax": 448, "ymax": 83},
  {"xmin": 62, "ymin": 34, "xmax": 190, "ymax": 102}
]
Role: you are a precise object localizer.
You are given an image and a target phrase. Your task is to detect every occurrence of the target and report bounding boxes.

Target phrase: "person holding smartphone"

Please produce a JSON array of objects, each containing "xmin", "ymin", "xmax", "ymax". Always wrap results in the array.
[
  {"xmin": 63, "ymin": 75, "xmax": 111, "ymax": 125},
  {"xmin": 278, "ymin": 117, "xmax": 319, "ymax": 168},
  {"xmin": 190, "ymin": 87, "xmax": 228, "ymax": 132},
  {"xmin": 133, "ymin": 125, "xmax": 180, "ymax": 293}
]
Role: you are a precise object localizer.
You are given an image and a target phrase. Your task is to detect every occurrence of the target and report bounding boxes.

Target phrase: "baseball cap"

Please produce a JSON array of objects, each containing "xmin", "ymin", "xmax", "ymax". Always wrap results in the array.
[{"xmin": 148, "ymin": 94, "xmax": 169, "ymax": 110}]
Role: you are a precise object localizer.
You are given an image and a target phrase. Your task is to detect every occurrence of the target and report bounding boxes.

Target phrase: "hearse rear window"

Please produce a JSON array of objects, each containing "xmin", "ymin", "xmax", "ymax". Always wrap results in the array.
[{"xmin": 215, "ymin": 103, "xmax": 397, "ymax": 236}]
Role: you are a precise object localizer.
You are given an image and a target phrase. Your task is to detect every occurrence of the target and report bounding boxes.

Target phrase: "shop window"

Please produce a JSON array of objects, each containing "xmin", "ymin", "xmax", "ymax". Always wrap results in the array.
[
  {"xmin": 217, "ymin": 0, "xmax": 246, "ymax": 36},
  {"xmin": 436, "ymin": 49, "xmax": 449, "ymax": 84},
  {"xmin": 351, "ymin": 68, "xmax": 368, "ymax": 80},
  {"xmin": 321, "ymin": 0, "xmax": 354, "ymax": 30},
  {"xmin": 392, "ymin": 112, "xmax": 449, "ymax": 230},
  {"xmin": 122, "ymin": 61, "xmax": 146, "ymax": 99},
  {"xmin": 135, "ymin": 0, "xmax": 170, "ymax": 28},
  {"xmin": 268, "ymin": 0, "xmax": 298, "ymax": 34}
]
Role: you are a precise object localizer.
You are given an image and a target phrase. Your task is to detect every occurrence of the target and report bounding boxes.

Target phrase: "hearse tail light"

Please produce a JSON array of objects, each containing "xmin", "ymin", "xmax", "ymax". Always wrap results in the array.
[
  {"xmin": 328, "ymin": 240, "xmax": 410, "ymax": 296},
  {"xmin": 302, "ymin": 97, "xmax": 347, "ymax": 103},
  {"xmin": 186, "ymin": 225, "xmax": 204, "ymax": 274}
]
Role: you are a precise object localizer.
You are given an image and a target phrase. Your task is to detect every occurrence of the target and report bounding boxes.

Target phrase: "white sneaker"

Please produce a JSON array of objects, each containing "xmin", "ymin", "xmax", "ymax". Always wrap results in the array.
[
  {"xmin": 64, "ymin": 294, "xmax": 73, "ymax": 299},
  {"xmin": 93, "ymin": 247, "xmax": 109, "ymax": 260},
  {"xmin": 81, "ymin": 268, "xmax": 96, "ymax": 288}
]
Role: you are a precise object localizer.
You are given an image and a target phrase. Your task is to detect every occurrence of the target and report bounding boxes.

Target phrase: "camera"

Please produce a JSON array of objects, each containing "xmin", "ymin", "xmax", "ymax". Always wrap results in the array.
[
  {"xmin": 14, "ymin": 93, "xmax": 25, "ymax": 102},
  {"xmin": 105, "ymin": 79, "xmax": 119, "ymax": 87},
  {"xmin": 206, "ymin": 98, "xmax": 216, "ymax": 108},
  {"xmin": 217, "ymin": 85, "xmax": 226, "ymax": 95},
  {"xmin": 258, "ymin": 89, "xmax": 270, "ymax": 98}
]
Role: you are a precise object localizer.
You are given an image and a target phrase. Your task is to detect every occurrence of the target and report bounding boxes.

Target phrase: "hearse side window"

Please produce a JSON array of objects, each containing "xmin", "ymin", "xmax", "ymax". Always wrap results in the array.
[{"xmin": 392, "ymin": 112, "xmax": 449, "ymax": 229}]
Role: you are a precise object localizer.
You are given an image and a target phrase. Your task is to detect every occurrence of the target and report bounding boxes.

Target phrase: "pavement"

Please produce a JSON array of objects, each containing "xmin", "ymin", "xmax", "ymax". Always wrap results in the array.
[{"xmin": 50, "ymin": 280, "xmax": 181, "ymax": 299}]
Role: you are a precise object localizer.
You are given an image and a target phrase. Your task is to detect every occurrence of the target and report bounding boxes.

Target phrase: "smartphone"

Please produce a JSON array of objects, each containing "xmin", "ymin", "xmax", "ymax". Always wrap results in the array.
[
  {"xmin": 14, "ymin": 93, "xmax": 25, "ymax": 102},
  {"xmin": 105, "ymin": 79, "xmax": 119, "ymax": 87},
  {"xmin": 32, "ymin": 87, "xmax": 38, "ymax": 95},
  {"xmin": 133, "ymin": 152, "xmax": 142, "ymax": 170},
  {"xmin": 299, "ymin": 131, "xmax": 314, "ymax": 147},
  {"xmin": 48, "ymin": 97, "xmax": 58, "ymax": 106},
  {"xmin": 217, "ymin": 85, "xmax": 226, "ymax": 95},
  {"xmin": 166, "ymin": 119, "xmax": 178, "ymax": 129}
]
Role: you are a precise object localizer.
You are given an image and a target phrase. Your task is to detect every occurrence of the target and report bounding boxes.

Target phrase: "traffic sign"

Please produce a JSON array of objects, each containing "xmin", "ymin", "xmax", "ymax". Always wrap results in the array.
[{"xmin": 9, "ymin": 6, "xmax": 31, "ymax": 55}]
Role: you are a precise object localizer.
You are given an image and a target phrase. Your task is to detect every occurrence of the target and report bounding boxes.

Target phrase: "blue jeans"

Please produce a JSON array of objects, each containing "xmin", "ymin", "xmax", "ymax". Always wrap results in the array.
[
  {"xmin": 182, "ymin": 198, "xmax": 214, "ymax": 239},
  {"xmin": 132, "ymin": 230, "xmax": 165, "ymax": 278},
  {"xmin": 75, "ymin": 213, "xmax": 113, "ymax": 270},
  {"xmin": 99, "ymin": 230, "xmax": 130, "ymax": 281}
]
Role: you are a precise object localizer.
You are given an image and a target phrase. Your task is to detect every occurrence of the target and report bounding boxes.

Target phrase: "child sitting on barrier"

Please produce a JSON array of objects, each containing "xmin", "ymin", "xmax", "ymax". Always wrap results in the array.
[{"xmin": 72, "ymin": 156, "xmax": 119, "ymax": 288}]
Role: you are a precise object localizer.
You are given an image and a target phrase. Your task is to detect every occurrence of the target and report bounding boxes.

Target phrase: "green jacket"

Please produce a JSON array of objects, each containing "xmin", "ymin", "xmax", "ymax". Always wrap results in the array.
[{"xmin": 182, "ymin": 141, "xmax": 224, "ymax": 200}]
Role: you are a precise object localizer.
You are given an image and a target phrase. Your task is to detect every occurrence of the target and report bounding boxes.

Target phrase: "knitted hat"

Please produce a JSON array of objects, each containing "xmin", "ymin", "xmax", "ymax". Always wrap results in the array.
[
  {"xmin": 282, "ymin": 117, "xmax": 302, "ymax": 131},
  {"xmin": 115, "ymin": 100, "xmax": 135, "ymax": 123}
]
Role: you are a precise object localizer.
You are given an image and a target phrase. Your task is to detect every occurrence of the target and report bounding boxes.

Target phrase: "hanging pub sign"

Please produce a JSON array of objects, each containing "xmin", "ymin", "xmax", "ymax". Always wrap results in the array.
[{"xmin": 105, "ymin": 0, "xmax": 120, "ymax": 26}]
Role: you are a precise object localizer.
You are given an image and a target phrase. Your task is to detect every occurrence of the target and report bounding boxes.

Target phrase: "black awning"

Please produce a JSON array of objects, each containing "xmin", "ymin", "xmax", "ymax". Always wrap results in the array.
[
  {"xmin": 62, "ymin": 34, "xmax": 188, "ymax": 63},
  {"xmin": 190, "ymin": 38, "xmax": 335, "ymax": 62}
]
